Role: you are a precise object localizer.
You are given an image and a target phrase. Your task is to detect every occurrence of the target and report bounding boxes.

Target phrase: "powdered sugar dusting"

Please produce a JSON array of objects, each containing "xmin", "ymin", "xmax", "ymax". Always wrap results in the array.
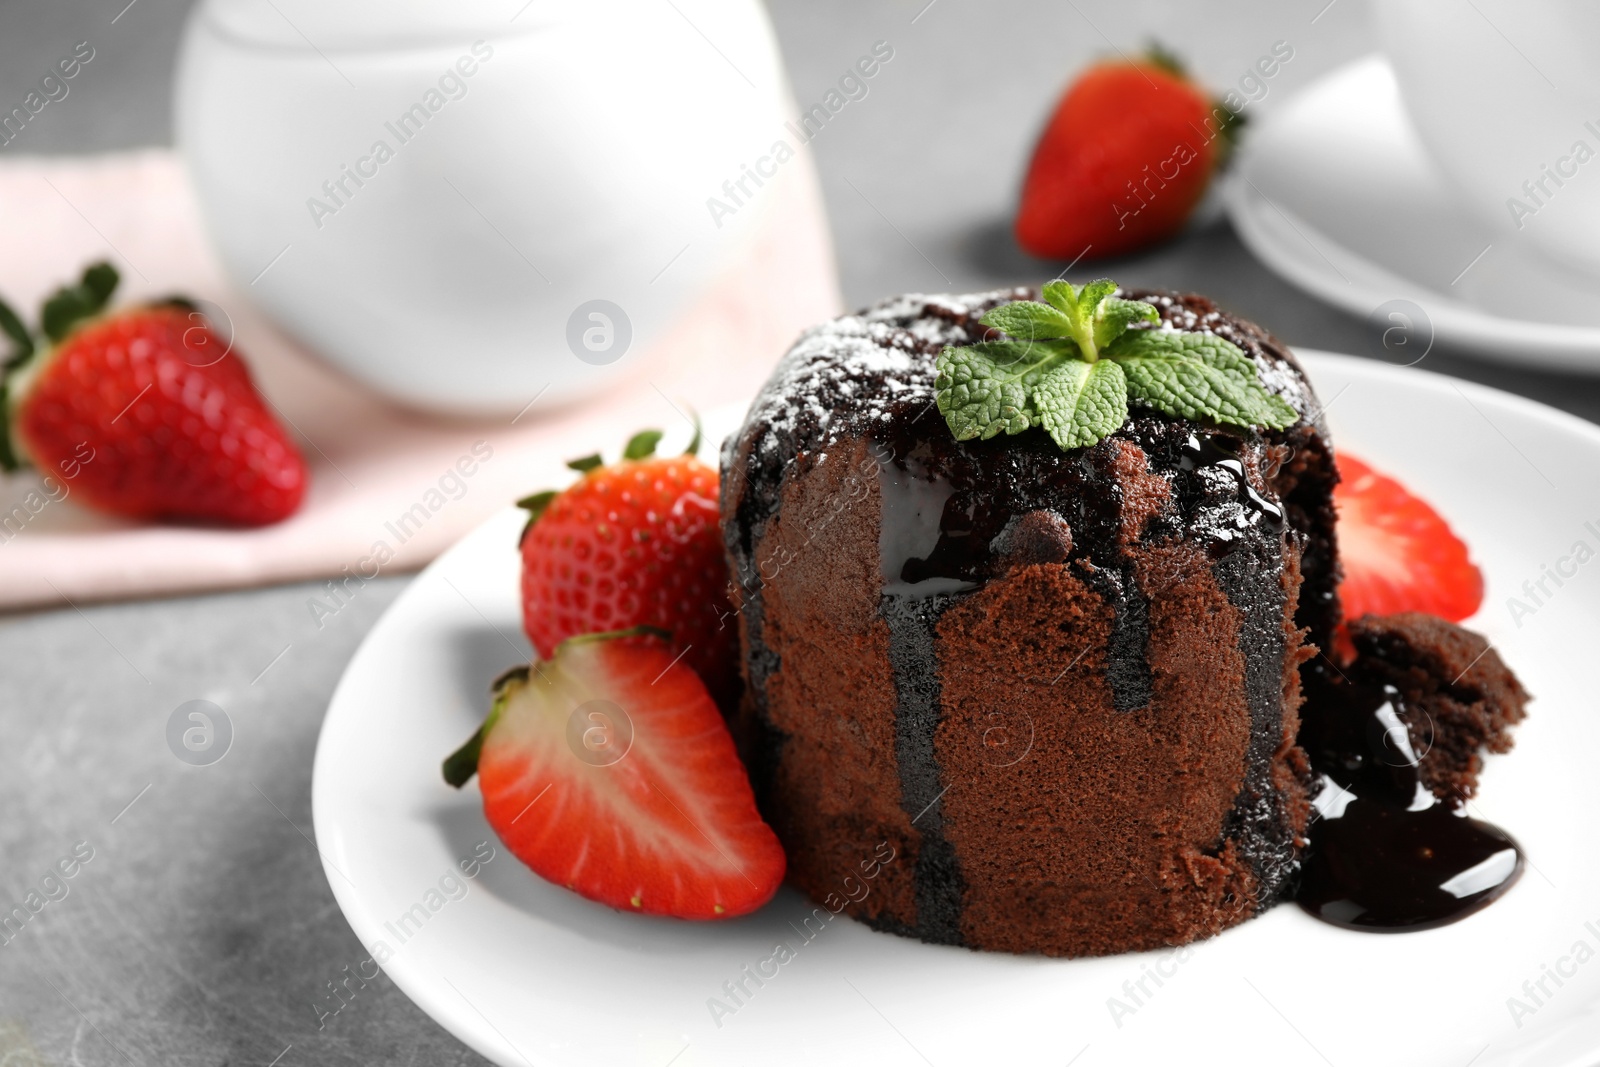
[
  {"xmin": 731, "ymin": 289, "xmax": 1024, "ymax": 462},
  {"xmin": 723, "ymin": 286, "xmax": 1322, "ymax": 481}
]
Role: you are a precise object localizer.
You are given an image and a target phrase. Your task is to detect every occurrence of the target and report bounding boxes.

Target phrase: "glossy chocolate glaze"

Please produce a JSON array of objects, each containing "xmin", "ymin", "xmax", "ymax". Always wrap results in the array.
[{"xmin": 1296, "ymin": 659, "xmax": 1523, "ymax": 930}]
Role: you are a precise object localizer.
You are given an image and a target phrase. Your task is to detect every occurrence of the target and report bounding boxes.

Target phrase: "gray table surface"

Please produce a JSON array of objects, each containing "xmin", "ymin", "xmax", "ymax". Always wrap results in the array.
[{"xmin": 3, "ymin": 1, "xmax": 1597, "ymax": 1064}]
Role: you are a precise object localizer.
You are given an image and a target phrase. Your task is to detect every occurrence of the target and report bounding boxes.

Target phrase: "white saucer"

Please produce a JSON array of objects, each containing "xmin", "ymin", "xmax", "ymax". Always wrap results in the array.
[
  {"xmin": 312, "ymin": 356, "xmax": 1600, "ymax": 1066},
  {"xmin": 1225, "ymin": 56, "xmax": 1600, "ymax": 372}
]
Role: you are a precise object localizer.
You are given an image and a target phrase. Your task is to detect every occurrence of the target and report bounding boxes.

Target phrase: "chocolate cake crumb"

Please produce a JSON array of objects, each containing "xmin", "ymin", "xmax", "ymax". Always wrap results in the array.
[{"xmin": 1346, "ymin": 612, "xmax": 1530, "ymax": 806}]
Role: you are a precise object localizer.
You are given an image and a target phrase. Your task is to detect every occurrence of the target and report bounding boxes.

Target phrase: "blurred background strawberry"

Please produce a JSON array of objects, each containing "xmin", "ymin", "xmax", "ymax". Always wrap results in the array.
[{"xmin": 1015, "ymin": 46, "xmax": 1242, "ymax": 261}]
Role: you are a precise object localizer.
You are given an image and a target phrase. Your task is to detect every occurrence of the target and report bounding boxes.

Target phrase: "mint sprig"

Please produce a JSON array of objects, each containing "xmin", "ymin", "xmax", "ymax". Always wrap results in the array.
[{"xmin": 934, "ymin": 280, "xmax": 1296, "ymax": 450}]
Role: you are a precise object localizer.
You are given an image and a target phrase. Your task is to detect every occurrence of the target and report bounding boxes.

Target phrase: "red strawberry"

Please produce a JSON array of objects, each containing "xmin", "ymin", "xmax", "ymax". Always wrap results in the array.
[
  {"xmin": 518, "ymin": 429, "xmax": 738, "ymax": 711},
  {"xmin": 1016, "ymin": 47, "xmax": 1240, "ymax": 261},
  {"xmin": 0, "ymin": 262, "xmax": 306, "ymax": 525},
  {"xmin": 443, "ymin": 628, "xmax": 784, "ymax": 919},
  {"xmin": 1335, "ymin": 453, "xmax": 1484, "ymax": 623}
]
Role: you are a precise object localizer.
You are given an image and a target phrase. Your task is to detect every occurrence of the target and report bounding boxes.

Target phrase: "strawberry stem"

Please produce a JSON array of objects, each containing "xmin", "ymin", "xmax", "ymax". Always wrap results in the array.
[
  {"xmin": 442, "ymin": 725, "xmax": 487, "ymax": 788},
  {"xmin": 442, "ymin": 664, "xmax": 529, "ymax": 787}
]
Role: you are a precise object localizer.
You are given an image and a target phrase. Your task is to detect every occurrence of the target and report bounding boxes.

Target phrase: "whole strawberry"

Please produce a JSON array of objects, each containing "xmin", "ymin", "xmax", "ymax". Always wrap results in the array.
[
  {"xmin": 0, "ymin": 262, "xmax": 306, "ymax": 526},
  {"xmin": 518, "ymin": 427, "xmax": 739, "ymax": 710},
  {"xmin": 1016, "ymin": 46, "xmax": 1241, "ymax": 261}
]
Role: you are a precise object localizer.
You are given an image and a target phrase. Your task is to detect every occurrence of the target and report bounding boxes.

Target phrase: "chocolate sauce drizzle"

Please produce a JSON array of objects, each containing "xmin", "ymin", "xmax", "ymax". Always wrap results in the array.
[
  {"xmin": 880, "ymin": 594, "xmax": 967, "ymax": 945},
  {"xmin": 1188, "ymin": 435, "xmax": 1299, "ymax": 897},
  {"xmin": 1295, "ymin": 659, "xmax": 1524, "ymax": 930},
  {"xmin": 1177, "ymin": 432, "xmax": 1284, "ymax": 547}
]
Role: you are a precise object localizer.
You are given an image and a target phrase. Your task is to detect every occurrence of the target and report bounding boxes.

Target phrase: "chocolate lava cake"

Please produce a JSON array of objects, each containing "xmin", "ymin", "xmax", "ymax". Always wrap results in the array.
[{"xmin": 720, "ymin": 287, "xmax": 1342, "ymax": 956}]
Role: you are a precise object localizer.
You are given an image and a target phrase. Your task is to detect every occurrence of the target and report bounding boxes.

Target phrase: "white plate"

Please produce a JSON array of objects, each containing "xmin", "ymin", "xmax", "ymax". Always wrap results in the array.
[
  {"xmin": 1225, "ymin": 56, "xmax": 1600, "ymax": 372},
  {"xmin": 312, "ymin": 352, "xmax": 1600, "ymax": 1067}
]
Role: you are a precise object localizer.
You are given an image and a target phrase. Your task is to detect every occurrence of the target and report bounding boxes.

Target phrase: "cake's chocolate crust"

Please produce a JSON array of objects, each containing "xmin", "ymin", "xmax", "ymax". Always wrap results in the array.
[
  {"xmin": 721, "ymin": 288, "xmax": 1338, "ymax": 956},
  {"xmin": 1345, "ymin": 612, "xmax": 1530, "ymax": 806}
]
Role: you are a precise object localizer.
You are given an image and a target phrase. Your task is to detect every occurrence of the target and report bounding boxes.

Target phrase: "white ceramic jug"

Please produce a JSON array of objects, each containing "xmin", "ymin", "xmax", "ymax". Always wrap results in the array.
[{"xmin": 175, "ymin": 0, "xmax": 798, "ymax": 415}]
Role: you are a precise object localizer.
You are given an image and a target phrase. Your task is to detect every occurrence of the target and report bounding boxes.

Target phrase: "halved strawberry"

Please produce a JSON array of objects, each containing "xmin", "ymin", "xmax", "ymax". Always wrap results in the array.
[
  {"xmin": 1335, "ymin": 453, "xmax": 1483, "ymax": 623},
  {"xmin": 443, "ymin": 627, "xmax": 784, "ymax": 919}
]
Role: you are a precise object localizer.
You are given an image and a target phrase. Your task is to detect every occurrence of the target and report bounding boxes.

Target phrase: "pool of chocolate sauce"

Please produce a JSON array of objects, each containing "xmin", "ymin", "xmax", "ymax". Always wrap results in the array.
[{"xmin": 1295, "ymin": 659, "xmax": 1523, "ymax": 930}]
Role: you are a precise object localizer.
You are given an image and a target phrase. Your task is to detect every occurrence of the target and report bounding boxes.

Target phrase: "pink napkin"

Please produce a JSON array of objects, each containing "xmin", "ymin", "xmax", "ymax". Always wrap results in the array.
[{"xmin": 0, "ymin": 151, "xmax": 841, "ymax": 610}]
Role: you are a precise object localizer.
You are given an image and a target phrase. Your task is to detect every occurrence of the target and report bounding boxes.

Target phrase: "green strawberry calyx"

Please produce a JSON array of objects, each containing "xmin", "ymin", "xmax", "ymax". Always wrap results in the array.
[
  {"xmin": 514, "ymin": 418, "xmax": 704, "ymax": 544},
  {"xmin": 933, "ymin": 279, "xmax": 1298, "ymax": 452},
  {"xmin": 40, "ymin": 261, "xmax": 119, "ymax": 344},
  {"xmin": 0, "ymin": 261, "xmax": 122, "ymax": 473}
]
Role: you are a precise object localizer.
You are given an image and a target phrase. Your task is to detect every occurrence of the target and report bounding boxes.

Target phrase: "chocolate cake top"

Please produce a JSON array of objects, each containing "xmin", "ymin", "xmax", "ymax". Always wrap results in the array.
[
  {"xmin": 724, "ymin": 287, "xmax": 1339, "ymax": 639},
  {"xmin": 725, "ymin": 287, "xmax": 1323, "ymax": 476}
]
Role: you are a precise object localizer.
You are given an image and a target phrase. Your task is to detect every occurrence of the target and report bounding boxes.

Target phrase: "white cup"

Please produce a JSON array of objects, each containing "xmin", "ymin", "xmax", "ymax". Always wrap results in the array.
[
  {"xmin": 175, "ymin": 0, "xmax": 794, "ymax": 416},
  {"xmin": 1374, "ymin": 0, "xmax": 1600, "ymax": 279}
]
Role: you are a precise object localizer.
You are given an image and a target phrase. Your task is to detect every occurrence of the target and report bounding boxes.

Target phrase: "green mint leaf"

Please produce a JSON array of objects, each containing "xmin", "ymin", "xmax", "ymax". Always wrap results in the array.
[
  {"xmin": 934, "ymin": 342, "xmax": 1036, "ymax": 440},
  {"xmin": 1109, "ymin": 330, "xmax": 1297, "ymax": 429},
  {"xmin": 1073, "ymin": 279, "xmax": 1118, "ymax": 321},
  {"xmin": 1035, "ymin": 279, "xmax": 1157, "ymax": 360},
  {"xmin": 1035, "ymin": 357, "xmax": 1129, "ymax": 450},
  {"xmin": 935, "ymin": 279, "xmax": 1297, "ymax": 452},
  {"xmin": 1258, "ymin": 392, "xmax": 1299, "ymax": 428},
  {"xmin": 1039, "ymin": 280, "xmax": 1090, "ymax": 353},
  {"xmin": 1039, "ymin": 280, "xmax": 1079, "ymax": 318},
  {"xmin": 935, "ymin": 339, "xmax": 1075, "ymax": 440},
  {"xmin": 979, "ymin": 300, "xmax": 1074, "ymax": 343},
  {"xmin": 1119, "ymin": 328, "xmax": 1256, "ymax": 377},
  {"xmin": 1092, "ymin": 298, "xmax": 1160, "ymax": 351}
]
